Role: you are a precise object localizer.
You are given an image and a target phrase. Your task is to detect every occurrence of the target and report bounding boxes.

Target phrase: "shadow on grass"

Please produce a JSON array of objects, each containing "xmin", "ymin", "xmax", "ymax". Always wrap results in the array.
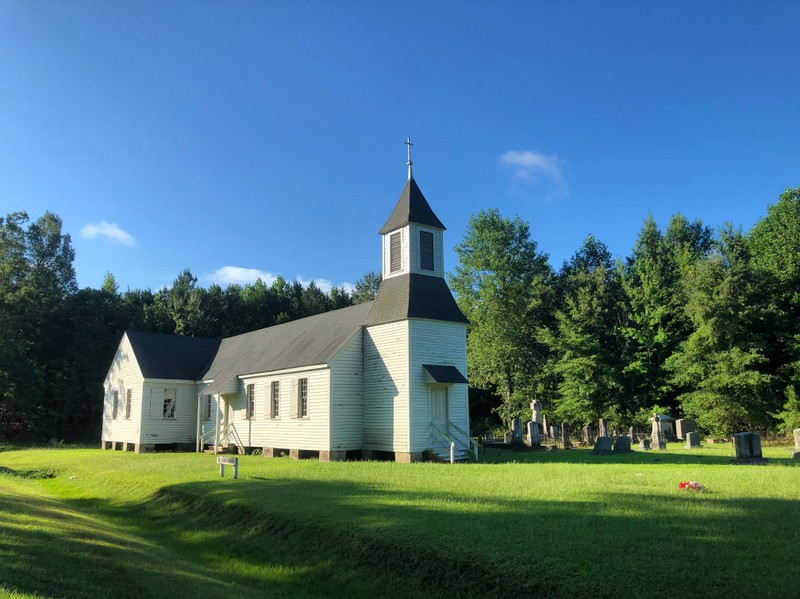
[{"xmin": 4, "ymin": 470, "xmax": 797, "ymax": 598}]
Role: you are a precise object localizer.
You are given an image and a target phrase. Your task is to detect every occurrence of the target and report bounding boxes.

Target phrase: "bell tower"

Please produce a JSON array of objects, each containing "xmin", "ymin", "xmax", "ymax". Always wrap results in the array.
[{"xmin": 378, "ymin": 138, "xmax": 446, "ymax": 281}]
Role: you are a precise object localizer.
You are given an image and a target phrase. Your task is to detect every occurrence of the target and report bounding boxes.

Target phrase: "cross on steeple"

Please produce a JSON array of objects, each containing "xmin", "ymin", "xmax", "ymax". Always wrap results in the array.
[{"xmin": 405, "ymin": 136, "xmax": 414, "ymax": 180}]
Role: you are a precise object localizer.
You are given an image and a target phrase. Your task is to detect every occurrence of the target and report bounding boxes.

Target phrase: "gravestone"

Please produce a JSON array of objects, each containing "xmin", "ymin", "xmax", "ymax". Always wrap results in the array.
[
  {"xmin": 685, "ymin": 431, "xmax": 700, "ymax": 449},
  {"xmin": 651, "ymin": 413, "xmax": 667, "ymax": 450},
  {"xmin": 550, "ymin": 425, "xmax": 559, "ymax": 440},
  {"xmin": 542, "ymin": 414, "xmax": 549, "ymax": 438},
  {"xmin": 638, "ymin": 438, "xmax": 651, "ymax": 450},
  {"xmin": 504, "ymin": 431, "xmax": 513, "ymax": 444},
  {"xmin": 531, "ymin": 399, "xmax": 541, "ymax": 425},
  {"xmin": 598, "ymin": 418, "xmax": 608, "ymax": 438},
  {"xmin": 793, "ymin": 429, "xmax": 800, "ymax": 459},
  {"xmin": 628, "ymin": 426, "xmax": 635, "ymax": 441},
  {"xmin": 486, "ymin": 431, "xmax": 494, "ymax": 443},
  {"xmin": 583, "ymin": 425, "xmax": 595, "ymax": 445},
  {"xmin": 613, "ymin": 435, "xmax": 632, "ymax": 453},
  {"xmin": 561, "ymin": 423, "xmax": 571, "ymax": 449},
  {"xmin": 731, "ymin": 432, "xmax": 768, "ymax": 464},
  {"xmin": 527, "ymin": 421, "xmax": 540, "ymax": 446},
  {"xmin": 676, "ymin": 418, "xmax": 697, "ymax": 440},
  {"xmin": 512, "ymin": 418, "xmax": 522, "ymax": 443},
  {"xmin": 592, "ymin": 436, "xmax": 612, "ymax": 455}
]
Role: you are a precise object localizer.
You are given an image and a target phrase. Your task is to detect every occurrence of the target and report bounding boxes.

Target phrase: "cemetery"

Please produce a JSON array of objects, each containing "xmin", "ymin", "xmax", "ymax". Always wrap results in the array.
[{"xmin": 481, "ymin": 401, "xmax": 793, "ymax": 466}]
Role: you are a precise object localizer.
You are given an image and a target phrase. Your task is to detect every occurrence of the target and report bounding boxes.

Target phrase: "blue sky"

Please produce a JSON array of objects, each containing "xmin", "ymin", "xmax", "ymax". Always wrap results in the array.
[{"xmin": 2, "ymin": 2, "xmax": 799, "ymax": 293}]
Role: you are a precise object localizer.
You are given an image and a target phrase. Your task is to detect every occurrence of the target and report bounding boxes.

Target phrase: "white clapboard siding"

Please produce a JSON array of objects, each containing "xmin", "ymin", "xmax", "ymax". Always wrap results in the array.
[
  {"xmin": 407, "ymin": 319, "xmax": 469, "ymax": 452},
  {"xmin": 101, "ymin": 333, "xmax": 144, "ymax": 445},
  {"xmin": 382, "ymin": 225, "xmax": 410, "ymax": 279},
  {"xmin": 408, "ymin": 224, "xmax": 445, "ymax": 278},
  {"xmin": 363, "ymin": 320, "xmax": 409, "ymax": 452},
  {"xmin": 233, "ymin": 367, "xmax": 331, "ymax": 451},
  {"xmin": 329, "ymin": 330, "xmax": 364, "ymax": 450},
  {"xmin": 140, "ymin": 381, "xmax": 198, "ymax": 444}
]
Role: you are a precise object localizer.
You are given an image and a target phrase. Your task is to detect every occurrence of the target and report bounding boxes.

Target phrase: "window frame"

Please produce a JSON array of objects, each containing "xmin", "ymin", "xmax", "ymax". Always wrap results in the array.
[
  {"xmin": 125, "ymin": 389, "xmax": 132, "ymax": 420},
  {"xmin": 112, "ymin": 390, "xmax": 119, "ymax": 420},
  {"xmin": 298, "ymin": 378, "xmax": 308, "ymax": 418},
  {"xmin": 246, "ymin": 383, "xmax": 255, "ymax": 420},
  {"xmin": 203, "ymin": 394, "xmax": 213, "ymax": 420},
  {"xmin": 270, "ymin": 381, "xmax": 280, "ymax": 419},
  {"xmin": 163, "ymin": 388, "xmax": 177, "ymax": 419}
]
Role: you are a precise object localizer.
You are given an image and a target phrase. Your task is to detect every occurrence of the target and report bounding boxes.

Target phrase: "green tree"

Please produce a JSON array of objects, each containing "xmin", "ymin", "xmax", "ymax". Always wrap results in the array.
[
  {"xmin": 546, "ymin": 235, "xmax": 626, "ymax": 426},
  {"xmin": 353, "ymin": 271, "xmax": 381, "ymax": 304},
  {"xmin": 449, "ymin": 209, "xmax": 554, "ymax": 426},
  {"xmin": 748, "ymin": 186, "xmax": 800, "ymax": 399},
  {"xmin": 666, "ymin": 226, "xmax": 775, "ymax": 435},
  {"xmin": 620, "ymin": 214, "xmax": 712, "ymax": 413}
]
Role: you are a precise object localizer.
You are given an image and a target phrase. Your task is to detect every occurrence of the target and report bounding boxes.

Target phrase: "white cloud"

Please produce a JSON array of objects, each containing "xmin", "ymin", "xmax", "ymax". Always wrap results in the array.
[
  {"xmin": 204, "ymin": 267, "xmax": 354, "ymax": 294},
  {"xmin": 204, "ymin": 266, "xmax": 278, "ymax": 286},
  {"xmin": 80, "ymin": 221, "xmax": 136, "ymax": 246},
  {"xmin": 498, "ymin": 150, "xmax": 567, "ymax": 183}
]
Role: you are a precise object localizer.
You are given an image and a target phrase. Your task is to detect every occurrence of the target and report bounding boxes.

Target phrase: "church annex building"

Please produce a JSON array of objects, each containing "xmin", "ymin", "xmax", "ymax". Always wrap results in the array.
[{"xmin": 101, "ymin": 158, "xmax": 474, "ymax": 462}]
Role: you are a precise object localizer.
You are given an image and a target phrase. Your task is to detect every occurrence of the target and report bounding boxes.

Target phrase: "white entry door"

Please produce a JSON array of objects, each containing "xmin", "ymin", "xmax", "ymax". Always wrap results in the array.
[{"xmin": 430, "ymin": 387, "xmax": 448, "ymax": 433}]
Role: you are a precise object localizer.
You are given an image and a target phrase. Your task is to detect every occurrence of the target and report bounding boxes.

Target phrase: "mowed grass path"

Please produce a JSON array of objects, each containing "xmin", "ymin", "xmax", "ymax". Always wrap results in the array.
[{"xmin": 1, "ymin": 444, "xmax": 798, "ymax": 598}]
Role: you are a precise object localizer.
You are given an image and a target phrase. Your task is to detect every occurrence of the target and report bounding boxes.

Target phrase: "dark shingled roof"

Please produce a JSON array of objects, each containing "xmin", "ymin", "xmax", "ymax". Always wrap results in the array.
[
  {"xmin": 200, "ymin": 301, "xmax": 374, "ymax": 381},
  {"xmin": 125, "ymin": 330, "xmax": 221, "ymax": 380},
  {"xmin": 423, "ymin": 364, "xmax": 468, "ymax": 384},
  {"xmin": 378, "ymin": 178, "xmax": 446, "ymax": 234},
  {"xmin": 363, "ymin": 274, "xmax": 469, "ymax": 326}
]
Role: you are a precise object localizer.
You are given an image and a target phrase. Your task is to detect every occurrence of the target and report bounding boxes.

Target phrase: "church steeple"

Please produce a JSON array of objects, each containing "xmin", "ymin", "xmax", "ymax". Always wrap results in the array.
[{"xmin": 365, "ymin": 140, "xmax": 468, "ymax": 326}]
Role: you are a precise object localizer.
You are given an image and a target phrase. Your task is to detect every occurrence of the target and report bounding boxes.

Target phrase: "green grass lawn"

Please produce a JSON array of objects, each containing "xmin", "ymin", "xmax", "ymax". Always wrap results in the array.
[{"xmin": 1, "ymin": 443, "xmax": 798, "ymax": 598}]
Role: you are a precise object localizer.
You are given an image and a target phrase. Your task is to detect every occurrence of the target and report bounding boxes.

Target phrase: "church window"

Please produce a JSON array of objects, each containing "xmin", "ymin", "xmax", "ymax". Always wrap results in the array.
[
  {"xmin": 125, "ymin": 389, "xmax": 132, "ymax": 419},
  {"xmin": 270, "ymin": 381, "xmax": 280, "ymax": 418},
  {"xmin": 163, "ymin": 388, "xmax": 177, "ymax": 419},
  {"xmin": 112, "ymin": 391, "xmax": 119, "ymax": 420},
  {"xmin": 420, "ymin": 230, "xmax": 434, "ymax": 271},
  {"xmin": 389, "ymin": 232, "xmax": 402, "ymax": 273},
  {"xmin": 298, "ymin": 378, "xmax": 308, "ymax": 417},
  {"xmin": 246, "ymin": 384, "xmax": 255, "ymax": 419},
  {"xmin": 203, "ymin": 394, "xmax": 212, "ymax": 420}
]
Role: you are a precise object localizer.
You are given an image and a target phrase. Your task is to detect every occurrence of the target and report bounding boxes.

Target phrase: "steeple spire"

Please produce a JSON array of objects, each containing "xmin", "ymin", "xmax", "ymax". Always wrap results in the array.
[{"xmin": 405, "ymin": 136, "xmax": 414, "ymax": 180}]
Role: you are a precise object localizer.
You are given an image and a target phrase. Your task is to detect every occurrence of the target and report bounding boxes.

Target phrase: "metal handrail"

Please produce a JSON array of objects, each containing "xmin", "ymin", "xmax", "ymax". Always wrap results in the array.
[{"xmin": 430, "ymin": 422, "xmax": 461, "ymax": 464}]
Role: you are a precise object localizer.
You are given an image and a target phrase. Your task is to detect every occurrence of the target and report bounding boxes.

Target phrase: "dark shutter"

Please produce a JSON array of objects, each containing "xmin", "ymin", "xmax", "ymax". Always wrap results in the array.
[
  {"xmin": 420, "ymin": 230, "xmax": 434, "ymax": 271},
  {"xmin": 390, "ymin": 232, "xmax": 402, "ymax": 273}
]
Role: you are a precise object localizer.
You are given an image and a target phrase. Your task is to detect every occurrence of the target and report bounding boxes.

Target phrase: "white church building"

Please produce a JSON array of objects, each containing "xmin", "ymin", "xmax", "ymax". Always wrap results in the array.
[{"xmin": 101, "ymin": 156, "xmax": 474, "ymax": 462}]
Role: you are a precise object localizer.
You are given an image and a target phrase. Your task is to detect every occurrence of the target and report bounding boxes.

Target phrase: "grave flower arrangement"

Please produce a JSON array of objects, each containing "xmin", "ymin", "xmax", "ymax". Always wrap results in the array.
[{"xmin": 678, "ymin": 481, "xmax": 703, "ymax": 491}]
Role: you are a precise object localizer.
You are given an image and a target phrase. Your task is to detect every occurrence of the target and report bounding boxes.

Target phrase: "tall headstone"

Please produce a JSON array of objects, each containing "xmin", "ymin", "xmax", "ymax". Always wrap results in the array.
[
  {"xmin": 561, "ymin": 423, "xmax": 571, "ymax": 449},
  {"xmin": 732, "ymin": 432, "xmax": 767, "ymax": 463},
  {"xmin": 685, "ymin": 431, "xmax": 700, "ymax": 449},
  {"xmin": 531, "ymin": 399, "xmax": 541, "ymax": 425},
  {"xmin": 550, "ymin": 425, "xmax": 558, "ymax": 440},
  {"xmin": 512, "ymin": 418, "xmax": 522, "ymax": 443},
  {"xmin": 613, "ymin": 435, "xmax": 632, "ymax": 453},
  {"xmin": 583, "ymin": 425, "xmax": 595, "ymax": 445},
  {"xmin": 628, "ymin": 426, "xmax": 635, "ymax": 441},
  {"xmin": 793, "ymin": 429, "xmax": 800, "ymax": 459},
  {"xmin": 651, "ymin": 413, "xmax": 667, "ymax": 450},
  {"xmin": 676, "ymin": 418, "xmax": 697, "ymax": 440},
  {"xmin": 592, "ymin": 436, "xmax": 612, "ymax": 455},
  {"xmin": 598, "ymin": 418, "xmax": 608, "ymax": 438},
  {"xmin": 527, "ymin": 420, "xmax": 540, "ymax": 446},
  {"xmin": 542, "ymin": 414, "xmax": 549, "ymax": 438}
]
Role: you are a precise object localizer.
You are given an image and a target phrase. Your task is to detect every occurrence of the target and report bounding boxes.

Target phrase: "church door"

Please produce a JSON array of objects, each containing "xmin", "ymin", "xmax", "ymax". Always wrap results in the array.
[{"xmin": 430, "ymin": 387, "xmax": 448, "ymax": 434}]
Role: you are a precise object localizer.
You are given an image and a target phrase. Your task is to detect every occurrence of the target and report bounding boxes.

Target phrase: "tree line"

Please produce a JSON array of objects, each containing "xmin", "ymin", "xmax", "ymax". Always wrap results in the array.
[
  {"xmin": 452, "ymin": 187, "xmax": 800, "ymax": 437},
  {"xmin": 2, "ymin": 187, "xmax": 798, "ymax": 442},
  {"xmin": 0, "ymin": 211, "xmax": 380, "ymax": 442}
]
